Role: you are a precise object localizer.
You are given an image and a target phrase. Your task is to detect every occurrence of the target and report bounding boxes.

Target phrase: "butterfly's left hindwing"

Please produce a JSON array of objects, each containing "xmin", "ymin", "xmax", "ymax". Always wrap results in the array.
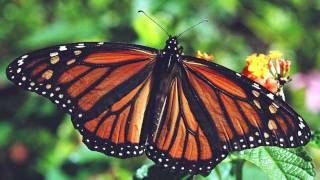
[{"xmin": 6, "ymin": 42, "xmax": 157, "ymax": 158}]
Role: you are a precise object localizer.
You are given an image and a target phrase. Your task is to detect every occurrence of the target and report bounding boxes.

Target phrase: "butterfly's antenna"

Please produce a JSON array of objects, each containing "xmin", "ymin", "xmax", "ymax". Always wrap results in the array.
[
  {"xmin": 138, "ymin": 10, "xmax": 170, "ymax": 36},
  {"xmin": 177, "ymin": 19, "xmax": 208, "ymax": 38}
]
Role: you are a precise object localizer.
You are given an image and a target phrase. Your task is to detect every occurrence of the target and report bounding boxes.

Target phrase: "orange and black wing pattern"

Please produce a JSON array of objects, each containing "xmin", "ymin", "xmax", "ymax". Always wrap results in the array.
[
  {"xmin": 146, "ymin": 76, "xmax": 220, "ymax": 174},
  {"xmin": 146, "ymin": 56, "xmax": 311, "ymax": 175},
  {"xmin": 6, "ymin": 42, "xmax": 157, "ymax": 158}
]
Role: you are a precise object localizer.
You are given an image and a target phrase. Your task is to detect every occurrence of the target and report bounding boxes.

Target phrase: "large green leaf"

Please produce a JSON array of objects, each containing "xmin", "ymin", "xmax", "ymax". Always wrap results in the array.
[{"xmin": 240, "ymin": 147, "xmax": 315, "ymax": 180}]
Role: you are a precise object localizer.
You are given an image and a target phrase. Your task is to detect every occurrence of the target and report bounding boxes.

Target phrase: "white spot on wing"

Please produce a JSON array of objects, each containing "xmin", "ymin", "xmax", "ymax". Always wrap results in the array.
[
  {"xmin": 22, "ymin": 55, "xmax": 28, "ymax": 59},
  {"xmin": 59, "ymin": 46, "xmax": 67, "ymax": 51},
  {"xmin": 298, "ymin": 131, "xmax": 302, "ymax": 136},
  {"xmin": 299, "ymin": 122, "xmax": 305, "ymax": 129},
  {"xmin": 18, "ymin": 60, "xmax": 24, "ymax": 66},
  {"xmin": 267, "ymin": 93, "xmax": 274, "ymax": 100},
  {"xmin": 76, "ymin": 43, "xmax": 85, "ymax": 48},
  {"xmin": 272, "ymin": 102, "xmax": 279, "ymax": 108},
  {"xmin": 50, "ymin": 52, "xmax": 59, "ymax": 57},
  {"xmin": 252, "ymin": 83, "xmax": 261, "ymax": 89}
]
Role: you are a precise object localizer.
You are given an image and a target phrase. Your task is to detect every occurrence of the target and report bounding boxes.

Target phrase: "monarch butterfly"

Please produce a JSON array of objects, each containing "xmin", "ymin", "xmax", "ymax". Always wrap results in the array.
[{"xmin": 6, "ymin": 12, "xmax": 310, "ymax": 175}]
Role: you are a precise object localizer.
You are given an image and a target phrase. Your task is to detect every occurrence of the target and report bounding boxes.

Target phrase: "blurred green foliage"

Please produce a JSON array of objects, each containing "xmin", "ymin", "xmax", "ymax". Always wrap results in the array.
[{"xmin": 0, "ymin": 0, "xmax": 320, "ymax": 179}]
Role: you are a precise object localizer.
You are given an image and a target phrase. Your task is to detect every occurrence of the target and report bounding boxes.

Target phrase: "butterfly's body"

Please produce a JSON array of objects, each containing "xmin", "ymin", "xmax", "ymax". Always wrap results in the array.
[
  {"xmin": 7, "ymin": 35, "xmax": 311, "ymax": 175},
  {"xmin": 144, "ymin": 37, "xmax": 182, "ymax": 140}
]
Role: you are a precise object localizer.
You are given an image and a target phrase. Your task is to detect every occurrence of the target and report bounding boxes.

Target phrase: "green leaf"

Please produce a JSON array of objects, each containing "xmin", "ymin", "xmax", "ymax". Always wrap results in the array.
[
  {"xmin": 310, "ymin": 130, "xmax": 320, "ymax": 148},
  {"xmin": 240, "ymin": 147, "xmax": 315, "ymax": 180}
]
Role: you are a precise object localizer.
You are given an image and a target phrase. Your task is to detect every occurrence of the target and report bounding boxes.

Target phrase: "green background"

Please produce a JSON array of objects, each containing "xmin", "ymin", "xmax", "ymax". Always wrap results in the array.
[{"xmin": 0, "ymin": 0, "xmax": 319, "ymax": 179}]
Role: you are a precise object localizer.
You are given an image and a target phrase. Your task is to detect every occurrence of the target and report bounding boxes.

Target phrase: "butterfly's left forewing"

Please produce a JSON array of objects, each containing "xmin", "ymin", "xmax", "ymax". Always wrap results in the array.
[{"xmin": 7, "ymin": 42, "xmax": 157, "ymax": 158}]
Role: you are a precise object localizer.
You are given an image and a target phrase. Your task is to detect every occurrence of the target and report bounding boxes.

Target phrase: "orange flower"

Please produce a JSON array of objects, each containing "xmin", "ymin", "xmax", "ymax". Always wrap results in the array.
[
  {"xmin": 242, "ymin": 51, "xmax": 291, "ymax": 94},
  {"xmin": 244, "ymin": 53, "xmax": 269, "ymax": 79},
  {"xmin": 196, "ymin": 50, "xmax": 214, "ymax": 61}
]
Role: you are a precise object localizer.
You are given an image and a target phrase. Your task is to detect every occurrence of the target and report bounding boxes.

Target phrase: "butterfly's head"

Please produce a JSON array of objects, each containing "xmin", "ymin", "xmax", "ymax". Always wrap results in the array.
[
  {"xmin": 163, "ymin": 36, "xmax": 182, "ymax": 56},
  {"xmin": 166, "ymin": 36, "xmax": 178, "ymax": 46}
]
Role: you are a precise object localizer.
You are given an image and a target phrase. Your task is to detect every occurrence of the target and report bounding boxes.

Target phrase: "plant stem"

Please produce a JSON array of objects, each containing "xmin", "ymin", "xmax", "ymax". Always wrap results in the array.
[{"xmin": 235, "ymin": 160, "xmax": 245, "ymax": 180}]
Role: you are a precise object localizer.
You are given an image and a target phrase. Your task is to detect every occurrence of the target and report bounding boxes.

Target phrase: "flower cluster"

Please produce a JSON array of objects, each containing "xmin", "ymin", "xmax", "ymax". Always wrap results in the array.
[{"xmin": 242, "ymin": 51, "xmax": 291, "ymax": 95}]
